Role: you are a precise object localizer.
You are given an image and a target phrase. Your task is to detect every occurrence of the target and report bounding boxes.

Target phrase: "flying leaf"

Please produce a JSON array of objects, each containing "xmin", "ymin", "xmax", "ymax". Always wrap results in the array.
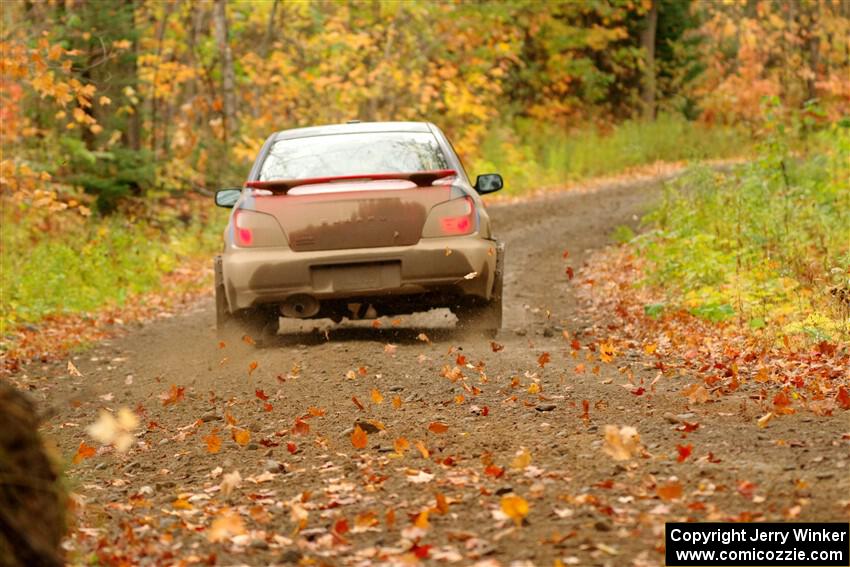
[
  {"xmin": 307, "ymin": 406, "xmax": 326, "ymax": 417},
  {"xmin": 351, "ymin": 425, "xmax": 368, "ymax": 449},
  {"xmin": 602, "ymin": 425, "xmax": 642, "ymax": 461},
  {"xmin": 428, "ymin": 421, "xmax": 449, "ymax": 434},
  {"xmin": 207, "ymin": 508, "xmax": 245, "ymax": 542},
  {"xmin": 87, "ymin": 407, "xmax": 139, "ymax": 452},
  {"xmin": 67, "ymin": 360, "xmax": 83, "ymax": 377},
  {"xmin": 599, "ymin": 342, "xmax": 616, "ymax": 363},
  {"xmin": 352, "ymin": 396, "xmax": 365, "ymax": 410},
  {"xmin": 219, "ymin": 470, "xmax": 242, "ymax": 497},
  {"xmin": 500, "ymin": 494, "xmax": 529, "ymax": 527},
  {"xmin": 248, "ymin": 361, "xmax": 258, "ymax": 376},
  {"xmin": 491, "ymin": 341, "xmax": 504, "ymax": 352}
]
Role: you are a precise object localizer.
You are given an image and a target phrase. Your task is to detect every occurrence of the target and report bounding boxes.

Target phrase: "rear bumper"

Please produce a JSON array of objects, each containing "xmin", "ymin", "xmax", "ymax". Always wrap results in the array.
[{"xmin": 222, "ymin": 236, "xmax": 499, "ymax": 311}]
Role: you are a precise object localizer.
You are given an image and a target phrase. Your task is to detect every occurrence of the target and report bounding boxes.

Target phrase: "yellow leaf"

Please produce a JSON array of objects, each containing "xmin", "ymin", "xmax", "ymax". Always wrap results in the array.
[
  {"xmin": 98, "ymin": 95, "xmax": 112, "ymax": 106},
  {"xmin": 172, "ymin": 497, "xmax": 193, "ymax": 510},
  {"xmin": 205, "ymin": 429, "xmax": 222, "ymax": 454},
  {"xmin": 511, "ymin": 447, "xmax": 531, "ymax": 470},
  {"xmin": 414, "ymin": 510, "xmax": 430, "ymax": 529},
  {"xmin": 392, "ymin": 395, "xmax": 402, "ymax": 409},
  {"xmin": 370, "ymin": 388, "xmax": 383, "ymax": 404},
  {"xmin": 527, "ymin": 383, "xmax": 540, "ymax": 394},
  {"xmin": 500, "ymin": 494, "xmax": 529, "ymax": 527},
  {"xmin": 757, "ymin": 412, "xmax": 774, "ymax": 428}
]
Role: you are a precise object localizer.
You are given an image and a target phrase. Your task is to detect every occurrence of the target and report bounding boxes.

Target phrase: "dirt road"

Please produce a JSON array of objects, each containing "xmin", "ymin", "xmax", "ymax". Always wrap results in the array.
[{"xmin": 27, "ymin": 174, "xmax": 849, "ymax": 566}]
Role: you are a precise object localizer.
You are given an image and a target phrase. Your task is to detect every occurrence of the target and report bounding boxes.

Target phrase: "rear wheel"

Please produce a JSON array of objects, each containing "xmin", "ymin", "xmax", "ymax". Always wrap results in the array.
[
  {"xmin": 455, "ymin": 242, "xmax": 503, "ymax": 337},
  {"xmin": 215, "ymin": 255, "xmax": 278, "ymax": 346}
]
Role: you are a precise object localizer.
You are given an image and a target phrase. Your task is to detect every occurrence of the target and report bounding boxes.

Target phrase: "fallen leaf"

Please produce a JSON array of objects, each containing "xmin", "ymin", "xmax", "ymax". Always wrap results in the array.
[
  {"xmin": 67, "ymin": 361, "xmax": 83, "ymax": 377},
  {"xmin": 682, "ymin": 383, "xmax": 710, "ymax": 404},
  {"xmin": 205, "ymin": 429, "xmax": 222, "ymax": 454},
  {"xmin": 352, "ymin": 396, "xmax": 365, "ymax": 411},
  {"xmin": 417, "ymin": 332, "xmax": 431, "ymax": 344},
  {"xmin": 757, "ymin": 412, "xmax": 774, "ymax": 428},
  {"xmin": 287, "ymin": 442, "xmax": 297, "ymax": 454},
  {"xmin": 231, "ymin": 428, "xmax": 250, "ymax": 447},
  {"xmin": 255, "ymin": 389, "xmax": 269, "ymax": 401},
  {"xmin": 657, "ymin": 482, "xmax": 683, "ymax": 501},
  {"xmin": 537, "ymin": 352, "xmax": 551, "ymax": 368},
  {"xmin": 676, "ymin": 444, "xmax": 693, "ymax": 463},
  {"xmin": 428, "ymin": 421, "xmax": 449, "ymax": 434},
  {"xmin": 73, "ymin": 441, "xmax": 96, "ymax": 464},
  {"xmin": 248, "ymin": 361, "xmax": 258, "ymax": 376},
  {"xmin": 371, "ymin": 388, "xmax": 383, "ymax": 404},
  {"xmin": 351, "ymin": 425, "xmax": 368, "ymax": 449},
  {"xmin": 491, "ymin": 341, "xmax": 504, "ymax": 352},
  {"xmin": 292, "ymin": 418, "xmax": 310, "ymax": 435},
  {"xmin": 415, "ymin": 440, "xmax": 430, "ymax": 458},
  {"xmin": 161, "ymin": 384, "xmax": 185, "ymax": 406},
  {"xmin": 392, "ymin": 396, "xmax": 403, "ymax": 409},
  {"xmin": 511, "ymin": 448, "xmax": 531, "ymax": 470},
  {"xmin": 599, "ymin": 341, "xmax": 616, "ymax": 363},
  {"xmin": 500, "ymin": 494, "xmax": 529, "ymax": 527},
  {"xmin": 394, "ymin": 437, "xmax": 410, "ymax": 455}
]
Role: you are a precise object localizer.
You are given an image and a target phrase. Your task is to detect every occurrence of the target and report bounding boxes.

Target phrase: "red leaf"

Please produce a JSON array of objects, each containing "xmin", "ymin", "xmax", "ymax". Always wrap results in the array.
[
  {"xmin": 411, "ymin": 544, "xmax": 431, "ymax": 559},
  {"xmin": 484, "ymin": 464, "xmax": 505, "ymax": 478},
  {"xmin": 334, "ymin": 518, "xmax": 349, "ymax": 535},
  {"xmin": 837, "ymin": 386, "xmax": 850, "ymax": 410},
  {"xmin": 255, "ymin": 389, "xmax": 269, "ymax": 401},
  {"xmin": 581, "ymin": 399, "xmax": 590, "ymax": 421},
  {"xmin": 630, "ymin": 387, "xmax": 645, "ymax": 396},
  {"xmin": 565, "ymin": 266, "xmax": 574, "ymax": 280},
  {"xmin": 481, "ymin": 406, "xmax": 489, "ymax": 416},
  {"xmin": 456, "ymin": 354, "xmax": 467, "ymax": 366},
  {"xmin": 677, "ymin": 444, "xmax": 693, "ymax": 463},
  {"xmin": 286, "ymin": 442, "xmax": 298, "ymax": 454},
  {"xmin": 292, "ymin": 418, "xmax": 310, "ymax": 435}
]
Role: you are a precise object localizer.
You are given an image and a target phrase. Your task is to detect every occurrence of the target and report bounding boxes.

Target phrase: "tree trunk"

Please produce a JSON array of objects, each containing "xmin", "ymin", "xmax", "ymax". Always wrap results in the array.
[
  {"xmin": 640, "ymin": 0, "xmax": 658, "ymax": 121},
  {"xmin": 213, "ymin": 0, "xmax": 237, "ymax": 144},
  {"xmin": 263, "ymin": 0, "xmax": 279, "ymax": 57}
]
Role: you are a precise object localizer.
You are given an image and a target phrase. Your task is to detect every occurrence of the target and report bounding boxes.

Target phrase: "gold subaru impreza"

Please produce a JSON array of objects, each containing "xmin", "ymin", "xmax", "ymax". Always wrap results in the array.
[{"xmin": 214, "ymin": 121, "xmax": 504, "ymax": 342}]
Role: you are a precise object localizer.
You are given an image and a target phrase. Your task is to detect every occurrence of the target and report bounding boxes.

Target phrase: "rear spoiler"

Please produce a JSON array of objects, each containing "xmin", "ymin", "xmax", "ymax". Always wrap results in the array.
[{"xmin": 244, "ymin": 169, "xmax": 456, "ymax": 194}]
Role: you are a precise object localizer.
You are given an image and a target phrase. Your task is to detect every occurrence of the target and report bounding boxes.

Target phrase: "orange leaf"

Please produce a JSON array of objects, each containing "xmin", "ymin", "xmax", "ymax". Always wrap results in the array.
[
  {"xmin": 205, "ymin": 429, "xmax": 222, "ymax": 454},
  {"xmin": 248, "ymin": 361, "xmax": 258, "ymax": 376},
  {"xmin": 307, "ymin": 406, "xmax": 326, "ymax": 417},
  {"xmin": 500, "ymin": 494, "xmax": 529, "ymax": 526},
  {"xmin": 537, "ymin": 352, "xmax": 551, "ymax": 368},
  {"xmin": 392, "ymin": 395, "xmax": 403, "ymax": 409},
  {"xmin": 224, "ymin": 411, "xmax": 238, "ymax": 426},
  {"xmin": 428, "ymin": 421, "xmax": 448, "ymax": 434},
  {"xmin": 292, "ymin": 418, "xmax": 310, "ymax": 436},
  {"xmin": 657, "ymin": 482, "xmax": 683, "ymax": 501},
  {"xmin": 161, "ymin": 384, "xmax": 185, "ymax": 406},
  {"xmin": 334, "ymin": 518, "xmax": 349, "ymax": 534},
  {"xmin": 385, "ymin": 508, "xmax": 396, "ymax": 529},
  {"xmin": 73, "ymin": 441, "xmax": 96, "ymax": 464},
  {"xmin": 351, "ymin": 425, "xmax": 368, "ymax": 449},
  {"xmin": 287, "ymin": 442, "xmax": 298, "ymax": 454},
  {"xmin": 231, "ymin": 428, "xmax": 250, "ymax": 446},
  {"xmin": 352, "ymin": 396, "xmax": 365, "ymax": 411},
  {"xmin": 484, "ymin": 464, "xmax": 504, "ymax": 478},
  {"xmin": 490, "ymin": 341, "xmax": 504, "ymax": 352},
  {"xmin": 371, "ymin": 388, "xmax": 383, "ymax": 404},
  {"xmin": 414, "ymin": 510, "xmax": 430, "ymax": 529},
  {"xmin": 434, "ymin": 492, "xmax": 449, "ymax": 514},
  {"xmin": 394, "ymin": 437, "xmax": 410, "ymax": 455}
]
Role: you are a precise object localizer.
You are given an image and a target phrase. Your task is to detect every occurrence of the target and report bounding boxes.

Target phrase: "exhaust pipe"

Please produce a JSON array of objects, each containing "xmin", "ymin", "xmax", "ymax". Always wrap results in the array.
[{"xmin": 280, "ymin": 294, "xmax": 320, "ymax": 318}]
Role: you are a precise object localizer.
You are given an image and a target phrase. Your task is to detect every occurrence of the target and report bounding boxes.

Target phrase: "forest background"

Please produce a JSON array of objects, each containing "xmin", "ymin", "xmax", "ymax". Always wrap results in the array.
[{"xmin": 1, "ymin": 0, "xmax": 848, "ymax": 349}]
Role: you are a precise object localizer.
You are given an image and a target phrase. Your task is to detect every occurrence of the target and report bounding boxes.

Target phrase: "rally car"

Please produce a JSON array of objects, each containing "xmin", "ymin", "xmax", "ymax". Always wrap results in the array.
[{"xmin": 214, "ymin": 121, "xmax": 504, "ymax": 342}]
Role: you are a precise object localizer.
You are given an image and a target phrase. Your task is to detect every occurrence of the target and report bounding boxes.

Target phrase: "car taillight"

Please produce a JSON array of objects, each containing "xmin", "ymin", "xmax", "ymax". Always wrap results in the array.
[
  {"xmin": 422, "ymin": 196, "xmax": 477, "ymax": 238},
  {"xmin": 231, "ymin": 209, "xmax": 288, "ymax": 247},
  {"xmin": 234, "ymin": 210, "xmax": 254, "ymax": 246},
  {"xmin": 440, "ymin": 197, "xmax": 474, "ymax": 235}
]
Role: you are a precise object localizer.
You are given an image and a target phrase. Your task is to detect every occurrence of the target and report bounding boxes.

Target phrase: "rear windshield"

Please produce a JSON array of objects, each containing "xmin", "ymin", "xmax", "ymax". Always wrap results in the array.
[{"xmin": 258, "ymin": 132, "xmax": 450, "ymax": 180}]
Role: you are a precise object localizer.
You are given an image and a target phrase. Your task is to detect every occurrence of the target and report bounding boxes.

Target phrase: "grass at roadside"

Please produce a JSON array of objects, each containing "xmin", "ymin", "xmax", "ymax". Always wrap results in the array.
[
  {"xmin": 634, "ymin": 125, "xmax": 850, "ymax": 342},
  {"xmin": 471, "ymin": 114, "xmax": 752, "ymax": 195},
  {"xmin": 0, "ymin": 196, "xmax": 227, "ymax": 334}
]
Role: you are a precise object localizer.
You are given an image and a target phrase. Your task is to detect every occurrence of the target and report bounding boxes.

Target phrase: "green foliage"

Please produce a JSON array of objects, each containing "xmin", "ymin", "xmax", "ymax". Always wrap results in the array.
[
  {"xmin": 0, "ymin": 202, "xmax": 226, "ymax": 331},
  {"xmin": 638, "ymin": 120, "xmax": 850, "ymax": 339},
  {"xmin": 65, "ymin": 147, "xmax": 155, "ymax": 214},
  {"xmin": 471, "ymin": 114, "xmax": 750, "ymax": 195}
]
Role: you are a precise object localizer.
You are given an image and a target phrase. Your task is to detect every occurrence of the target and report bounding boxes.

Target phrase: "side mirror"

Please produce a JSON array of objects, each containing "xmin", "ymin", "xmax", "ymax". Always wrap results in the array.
[
  {"xmin": 474, "ymin": 173, "xmax": 503, "ymax": 194},
  {"xmin": 215, "ymin": 188, "xmax": 241, "ymax": 208}
]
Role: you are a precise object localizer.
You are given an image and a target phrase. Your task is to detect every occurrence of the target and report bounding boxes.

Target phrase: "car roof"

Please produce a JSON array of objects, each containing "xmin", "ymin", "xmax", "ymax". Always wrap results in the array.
[{"xmin": 273, "ymin": 121, "xmax": 433, "ymax": 141}]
